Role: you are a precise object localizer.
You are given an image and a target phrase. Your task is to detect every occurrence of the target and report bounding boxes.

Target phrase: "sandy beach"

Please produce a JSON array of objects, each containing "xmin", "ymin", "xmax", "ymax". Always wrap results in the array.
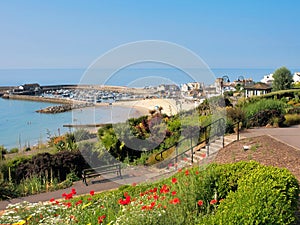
[{"xmin": 111, "ymin": 98, "xmax": 198, "ymax": 116}]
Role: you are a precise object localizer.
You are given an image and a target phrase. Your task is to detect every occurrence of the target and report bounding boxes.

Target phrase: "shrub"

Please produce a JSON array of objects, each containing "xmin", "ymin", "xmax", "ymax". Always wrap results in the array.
[
  {"xmin": 287, "ymin": 107, "xmax": 300, "ymax": 114},
  {"xmin": 198, "ymin": 163, "xmax": 300, "ymax": 225},
  {"xmin": 73, "ymin": 129, "xmax": 95, "ymax": 142},
  {"xmin": 9, "ymin": 148, "xmax": 19, "ymax": 154},
  {"xmin": 246, "ymin": 109, "xmax": 285, "ymax": 127},
  {"xmin": 244, "ymin": 98, "xmax": 287, "ymax": 118},
  {"xmin": 284, "ymin": 114, "xmax": 300, "ymax": 126}
]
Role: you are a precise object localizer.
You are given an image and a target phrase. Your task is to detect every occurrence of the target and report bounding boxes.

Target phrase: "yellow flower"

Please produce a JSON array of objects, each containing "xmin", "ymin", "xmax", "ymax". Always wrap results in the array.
[
  {"xmin": 82, "ymin": 202, "xmax": 92, "ymax": 209},
  {"xmin": 26, "ymin": 215, "xmax": 33, "ymax": 221},
  {"xmin": 87, "ymin": 223, "xmax": 91, "ymax": 225},
  {"xmin": 12, "ymin": 220, "xmax": 26, "ymax": 225}
]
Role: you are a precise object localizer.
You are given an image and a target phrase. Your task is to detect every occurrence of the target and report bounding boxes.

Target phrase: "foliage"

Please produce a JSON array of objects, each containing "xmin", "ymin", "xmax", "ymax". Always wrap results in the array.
[
  {"xmin": 284, "ymin": 114, "xmax": 300, "ymax": 126},
  {"xmin": 0, "ymin": 145, "xmax": 7, "ymax": 160},
  {"xmin": 200, "ymin": 163, "xmax": 299, "ymax": 224},
  {"xmin": 73, "ymin": 129, "xmax": 96, "ymax": 142},
  {"xmin": 243, "ymin": 98, "xmax": 287, "ymax": 118},
  {"xmin": 0, "ymin": 181, "xmax": 20, "ymax": 200},
  {"xmin": 272, "ymin": 66, "xmax": 293, "ymax": 91},
  {"xmin": 9, "ymin": 147, "xmax": 19, "ymax": 154},
  {"xmin": 246, "ymin": 109, "xmax": 285, "ymax": 127},
  {"xmin": 1, "ymin": 151, "xmax": 88, "ymax": 184},
  {"xmin": 0, "ymin": 161, "xmax": 298, "ymax": 224}
]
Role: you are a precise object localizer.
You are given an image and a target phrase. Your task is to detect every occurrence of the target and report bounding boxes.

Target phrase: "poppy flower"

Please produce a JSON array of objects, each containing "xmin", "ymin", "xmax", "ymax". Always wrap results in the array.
[
  {"xmin": 171, "ymin": 178, "xmax": 178, "ymax": 184},
  {"xmin": 98, "ymin": 215, "xmax": 106, "ymax": 224},
  {"xmin": 197, "ymin": 200, "xmax": 203, "ymax": 206},
  {"xmin": 172, "ymin": 191, "xmax": 177, "ymax": 196},
  {"xmin": 119, "ymin": 196, "xmax": 131, "ymax": 205},
  {"xmin": 170, "ymin": 198, "xmax": 180, "ymax": 205},
  {"xmin": 90, "ymin": 190, "xmax": 95, "ymax": 196},
  {"xmin": 210, "ymin": 199, "xmax": 217, "ymax": 205},
  {"xmin": 75, "ymin": 200, "xmax": 83, "ymax": 206},
  {"xmin": 71, "ymin": 188, "xmax": 77, "ymax": 195}
]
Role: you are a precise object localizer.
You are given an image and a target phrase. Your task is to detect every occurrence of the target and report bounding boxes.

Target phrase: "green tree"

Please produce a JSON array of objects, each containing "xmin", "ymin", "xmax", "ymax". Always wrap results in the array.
[{"xmin": 272, "ymin": 67, "xmax": 293, "ymax": 91}]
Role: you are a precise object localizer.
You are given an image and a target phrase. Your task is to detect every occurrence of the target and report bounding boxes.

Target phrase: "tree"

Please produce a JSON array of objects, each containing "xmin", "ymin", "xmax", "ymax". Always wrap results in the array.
[{"xmin": 272, "ymin": 67, "xmax": 293, "ymax": 91}]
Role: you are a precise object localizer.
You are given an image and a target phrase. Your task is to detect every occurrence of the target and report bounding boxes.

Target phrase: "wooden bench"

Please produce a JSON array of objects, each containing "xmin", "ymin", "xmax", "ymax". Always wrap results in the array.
[{"xmin": 82, "ymin": 163, "xmax": 122, "ymax": 186}]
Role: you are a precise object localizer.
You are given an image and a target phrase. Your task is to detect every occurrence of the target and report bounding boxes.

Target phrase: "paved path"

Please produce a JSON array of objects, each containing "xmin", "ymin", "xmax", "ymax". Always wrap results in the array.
[
  {"xmin": 0, "ymin": 166, "xmax": 166, "ymax": 210},
  {"xmin": 240, "ymin": 125, "xmax": 300, "ymax": 150}
]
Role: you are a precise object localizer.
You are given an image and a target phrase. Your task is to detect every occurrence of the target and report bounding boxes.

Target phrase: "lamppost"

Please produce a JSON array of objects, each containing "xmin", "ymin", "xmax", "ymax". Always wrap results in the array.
[
  {"xmin": 237, "ymin": 75, "xmax": 245, "ymax": 100},
  {"xmin": 221, "ymin": 75, "xmax": 230, "ymax": 95}
]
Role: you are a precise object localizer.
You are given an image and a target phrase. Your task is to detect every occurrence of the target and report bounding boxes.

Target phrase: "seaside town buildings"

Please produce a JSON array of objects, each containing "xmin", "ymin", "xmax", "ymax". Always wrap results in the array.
[{"xmin": 3, "ymin": 71, "xmax": 300, "ymax": 103}]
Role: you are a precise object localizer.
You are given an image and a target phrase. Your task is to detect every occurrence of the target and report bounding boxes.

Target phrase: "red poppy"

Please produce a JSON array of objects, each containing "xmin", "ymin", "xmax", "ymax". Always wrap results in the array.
[
  {"xmin": 65, "ymin": 193, "xmax": 73, "ymax": 200},
  {"xmin": 75, "ymin": 200, "xmax": 83, "ymax": 206},
  {"xmin": 50, "ymin": 198, "xmax": 55, "ymax": 202},
  {"xmin": 170, "ymin": 198, "xmax": 180, "ymax": 205},
  {"xmin": 197, "ymin": 200, "xmax": 203, "ymax": 206},
  {"xmin": 119, "ymin": 196, "xmax": 131, "ymax": 205},
  {"xmin": 172, "ymin": 191, "xmax": 177, "ymax": 196},
  {"xmin": 195, "ymin": 171, "xmax": 199, "ymax": 175},
  {"xmin": 71, "ymin": 188, "xmax": 77, "ymax": 195},
  {"xmin": 210, "ymin": 199, "xmax": 217, "ymax": 205},
  {"xmin": 160, "ymin": 184, "xmax": 170, "ymax": 194},
  {"xmin": 185, "ymin": 170, "xmax": 189, "ymax": 176},
  {"xmin": 171, "ymin": 178, "xmax": 177, "ymax": 184},
  {"xmin": 98, "ymin": 215, "xmax": 106, "ymax": 224},
  {"xmin": 132, "ymin": 182, "xmax": 137, "ymax": 187},
  {"xmin": 90, "ymin": 190, "xmax": 95, "ymax": 196}
]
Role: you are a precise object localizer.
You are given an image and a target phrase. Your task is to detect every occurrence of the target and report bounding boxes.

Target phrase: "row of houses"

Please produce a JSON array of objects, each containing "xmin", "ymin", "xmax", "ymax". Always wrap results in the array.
[{"xmin": 261, "ymin": 72, "xmax": 300, "ymax": 85}]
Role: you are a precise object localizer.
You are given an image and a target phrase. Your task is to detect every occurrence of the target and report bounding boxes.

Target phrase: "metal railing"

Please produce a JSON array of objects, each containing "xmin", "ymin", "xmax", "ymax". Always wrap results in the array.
[{"xmin": 155, "ymin": 117, "xmax": 226, "ymax": 164}]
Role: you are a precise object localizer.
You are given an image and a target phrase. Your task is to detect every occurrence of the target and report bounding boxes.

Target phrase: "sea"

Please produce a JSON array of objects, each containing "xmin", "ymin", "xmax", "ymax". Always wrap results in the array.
[{"xmin": 1, "ymin": 68, "xmax": 299, "ymax": 149}]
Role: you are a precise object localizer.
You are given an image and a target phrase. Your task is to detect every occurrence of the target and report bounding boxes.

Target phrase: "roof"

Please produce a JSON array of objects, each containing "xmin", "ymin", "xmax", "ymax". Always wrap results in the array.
[{"xmin": 244, "ymin": 82, "xmax": 272, "ymax": 90}]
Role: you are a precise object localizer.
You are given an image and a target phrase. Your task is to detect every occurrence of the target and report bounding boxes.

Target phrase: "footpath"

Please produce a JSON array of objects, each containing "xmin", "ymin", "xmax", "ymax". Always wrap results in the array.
[{"xmin": 0, "ymin": 166, "xmax": 166, "ymax": 211}]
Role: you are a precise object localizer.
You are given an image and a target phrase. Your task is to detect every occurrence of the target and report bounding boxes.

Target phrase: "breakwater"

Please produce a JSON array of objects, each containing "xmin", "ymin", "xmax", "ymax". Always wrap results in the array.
[
  {"xmin": 36, "ymin": 103, "xmax": 94, "ymax": 114},
  {"xmin": 2, "ymin": 94, "xmax": 75, "ymax": 104}
]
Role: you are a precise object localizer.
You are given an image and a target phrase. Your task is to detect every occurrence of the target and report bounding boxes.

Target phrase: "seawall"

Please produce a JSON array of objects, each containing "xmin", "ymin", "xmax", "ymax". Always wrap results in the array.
[{"xmin": 2, "ymin": 94, "xmax": 75, "ymax": 104}]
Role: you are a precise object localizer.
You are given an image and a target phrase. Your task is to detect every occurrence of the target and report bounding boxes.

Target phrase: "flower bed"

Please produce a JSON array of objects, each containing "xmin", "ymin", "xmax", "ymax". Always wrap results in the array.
[{"xmin": 0, "ymin": 161, "xmax": 299, "ymax": 225}]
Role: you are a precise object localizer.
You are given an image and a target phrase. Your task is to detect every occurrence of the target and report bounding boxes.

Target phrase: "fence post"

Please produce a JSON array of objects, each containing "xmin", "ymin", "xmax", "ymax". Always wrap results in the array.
[
  {"xmin": 175, "ymin": 145, "xmax": 178, "ymax": 166},
  {"xmin": 237, "ymin": 121, "xmax": 240, "ymax": 141},
  {"xmin": 191, "ymin": 137, "xmax": 193, "ymax": 163}
]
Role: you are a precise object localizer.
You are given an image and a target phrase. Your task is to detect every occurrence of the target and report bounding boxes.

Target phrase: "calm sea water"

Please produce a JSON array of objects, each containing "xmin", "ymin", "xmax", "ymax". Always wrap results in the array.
[
  {"xmin": 0, "ymin": 98, "xmax": 142, "ymax": 149},
  {"xmin": 1, "ymin": 68, "xmax": 299, "ymax": 149}
]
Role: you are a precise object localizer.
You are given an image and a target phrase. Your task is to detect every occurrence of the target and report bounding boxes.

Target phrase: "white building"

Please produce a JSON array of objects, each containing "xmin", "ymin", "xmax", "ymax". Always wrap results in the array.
[
  {"xmin": 293, "ymin": 72, "xmax": 300, "ymax": 83},
  {"xmin": 261, "ymin": 73, "xmax": 274, "ymax": 84}
]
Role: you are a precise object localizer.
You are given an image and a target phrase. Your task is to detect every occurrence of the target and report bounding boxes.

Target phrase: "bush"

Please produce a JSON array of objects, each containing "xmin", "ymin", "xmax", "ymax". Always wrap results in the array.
[
  {"xmin": 284, "ymin": 114, "xmax": 300, "ymax": 126},
  {"xmin": 73, "ymin": 129, "xmax": 95, "ymax": 142},
  {"xmin": 246, "ymin": 109, "xmax": 285, "ymax": 127},
  {"xmin": 9, "ymin": 148, "xmax": 19, "ymax": 154},
  {"xmin": 244, "ymin": 98, "xmax": 287, "ymax": 118},
  {"xmin": 198, "ymin": 162, "xmax": 300, "ymax": 225}
]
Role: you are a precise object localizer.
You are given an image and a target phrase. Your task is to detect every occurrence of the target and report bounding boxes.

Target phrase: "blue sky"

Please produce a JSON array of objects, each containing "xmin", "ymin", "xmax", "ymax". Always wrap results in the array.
[{"xmin": 0, "ymin": 0, "xmax": 299, "ymax": 69}]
